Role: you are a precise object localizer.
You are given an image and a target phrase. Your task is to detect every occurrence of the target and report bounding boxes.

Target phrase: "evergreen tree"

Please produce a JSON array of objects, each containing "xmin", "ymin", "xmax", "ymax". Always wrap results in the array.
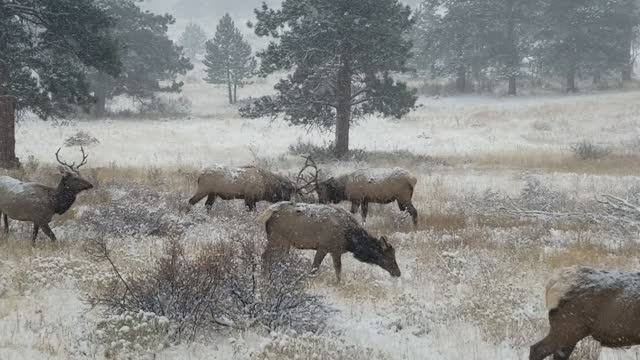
[
  {"xmin": 533, "ymin": 0, "xmax": 630, "ymax": 92},
  {"xmin": 203, "ymin": 14, "xmax": 256, "ymax": 105},
  {"xmin": 241, "ymin": 0, "xmax": 417, "ymax": 157},
  {"xmin": 0, "ymin": 0, "xmax": 121, "ymax": 119},
  {"xmin": 88, "ymin": 0, "xmax": 193, "ymax": 117},
  {"xmin": 179, "ymin": 22, "xmax": 208, "ymax": 60}
]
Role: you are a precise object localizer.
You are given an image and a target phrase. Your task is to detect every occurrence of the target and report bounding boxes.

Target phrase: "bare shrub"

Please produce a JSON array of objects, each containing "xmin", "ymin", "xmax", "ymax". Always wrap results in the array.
[
  {"xmin": 531, "ymin": 120, "xmax": 552, "ymax": 132},
  {"xmin": 79, "ymin": 184, "xmax": 196, "ymax": 238},
  {"xmin": 86, "ymin": 235, "xmax": 329, "ymax": 340},
  {"xmin": 252, "ymin": 333, "xmax": 390, "ymax": 360},
  {"xmin": 571, "ymin": 141, "xmax": 611, "ymax": 160},
  {"xmin": 288, "ymin": 138, "xmax": 446, "ymax": 166},
  {"xmin": 140, "ymin": 96, "xmax": 192, "ymax": 117},
  {"xmin": 519, "ymin": 176, "xmax": 568, "ymax": 212},
  {"xmin": 64, "ymin": 130, "xmax": 100, "ymax": 147},
  {"xmin": 95, "ymin": 311, "xmax": 170, "ymax": 358}
]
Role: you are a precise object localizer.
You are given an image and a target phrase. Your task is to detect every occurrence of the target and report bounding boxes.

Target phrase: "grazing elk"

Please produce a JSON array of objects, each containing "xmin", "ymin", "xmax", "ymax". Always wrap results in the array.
[
  {"xmin": 530, "ymin": 266, "xmax": 640, "ymax": 360},
  {"xmin": 188, "ymin": 165, "xmax": 297, "ymax": 212},
  {"xmin": 258, "ymin": 201, "xmax": 401, "ymax": 282},
  {"xmin": 299, "ymin": 158, "xmax": 418, "ymax": 225},
  {"xmin": 0, "ymin": 147, "xmax": 93, "ymax": 243}
]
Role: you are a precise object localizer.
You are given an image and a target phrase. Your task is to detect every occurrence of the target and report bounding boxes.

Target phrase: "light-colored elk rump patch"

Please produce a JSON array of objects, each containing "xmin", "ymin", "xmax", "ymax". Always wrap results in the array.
[
  {"xmin": 0, "ymin": 176, "xmax": 55, "ymax": 223},
  {"xmin": 530, "ymin": 266, "xmax": 640, "ymax": 360},
  {"xmin": 545, "ymin": 267, "xmax": 582, "ymax": 311}
]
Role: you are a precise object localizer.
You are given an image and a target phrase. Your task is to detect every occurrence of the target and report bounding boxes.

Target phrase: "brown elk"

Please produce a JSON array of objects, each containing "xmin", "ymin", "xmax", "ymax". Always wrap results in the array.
[
  {"xmin": 258, "ymin": 201, "xmax": 401, "ymax": 282},
  {"xmin": 530, "ymin": 266, "xmax": 640, "ymax": 360},
  {"xmin": 299, "ymin": 158, "xmax": 419, "ymax": 225},
  {"xmin": 0, "ymin": 147, "xmax": 93, "ymax": 243},
  {"xmin": 188, "ymin": 165, "xmax": 297, "ymax": 212}
]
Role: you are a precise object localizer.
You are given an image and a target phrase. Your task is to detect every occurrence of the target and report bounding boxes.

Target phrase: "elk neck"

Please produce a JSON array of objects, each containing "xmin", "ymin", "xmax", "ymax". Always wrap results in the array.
[
  {"xmin": 345, "ymin": 226, "xmax": 385, "ymax": 265},
  {"xmin": 51, "ymin": 182, "xmax": 79, "ymax": 214}
]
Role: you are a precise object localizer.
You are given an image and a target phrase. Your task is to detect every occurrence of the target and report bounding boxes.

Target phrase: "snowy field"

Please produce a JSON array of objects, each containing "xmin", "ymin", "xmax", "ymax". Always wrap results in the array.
[{"xmin": 2, "ymin": 78, "xmax": 640, "ymax": 359}]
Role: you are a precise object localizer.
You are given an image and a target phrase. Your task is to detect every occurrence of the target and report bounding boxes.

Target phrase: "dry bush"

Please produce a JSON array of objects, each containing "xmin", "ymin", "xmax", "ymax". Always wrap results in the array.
[
  {"xmin": 251, "ymin": 333, "xmax": 390, "ymax": 360},
  {"xmin": 86, "ymin": 235, "xmax": 329, "ymax": 341},
  {"xmin": 571, "ymin": 141, "xmax": 611, "ymax": 161},
  {"xmin": 64, "ymin": 130, "xmax": 100, "ymax": 147},
  {"xmin": 78, "ymin": 184, "xmax": 197, "ymax": 239},
  {"xmin": 288, "ymin": 139, "xmax": 445, "ymax": 167}
]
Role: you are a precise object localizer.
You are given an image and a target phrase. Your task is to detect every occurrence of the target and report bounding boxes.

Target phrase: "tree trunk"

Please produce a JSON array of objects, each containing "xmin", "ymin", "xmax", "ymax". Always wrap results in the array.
[
  {"xmin": 506, "ymin": 0, "xmax": 517, "ymax": 96},
  {"xmin": 233, "ymin": 83, "xmax": 237, "ymax": 104},
  {"xmin": 567, "ymin": 65, "xmax": 577, "ymax": 93},
  {"xmin": 593, "ymin": 70, "xmax": 602, "ymax": 86},
  {"xmin": 0, "ymin": 63, "xmax": 18, "ymax": 169},
  {"xmin": 335, "ymin": 56, "xmax": 352, "ymax": 158},
  {"xmin": 455, "ymin": 66, "xmax": 466, "ymax": 93},
  {"xmin": 227, "ymin": 69, "xmax": 233, "ymax": 105},
  {"xmin": 0, "ymin": 96, "xmax": 19, "ymax": 169},
  {"xmin": 622, "ymin": 19, "xmax": 634, "ymax": 82},
  {"xmin": 93, "ymin": 90, "xmax": 106, "ymax": 118}
]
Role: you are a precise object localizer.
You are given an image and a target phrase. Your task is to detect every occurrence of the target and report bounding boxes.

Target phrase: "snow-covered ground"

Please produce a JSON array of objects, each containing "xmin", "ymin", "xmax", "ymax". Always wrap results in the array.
[{"xmin": 3, "ymin": 78, "xmax": 640, "ymax": 359}]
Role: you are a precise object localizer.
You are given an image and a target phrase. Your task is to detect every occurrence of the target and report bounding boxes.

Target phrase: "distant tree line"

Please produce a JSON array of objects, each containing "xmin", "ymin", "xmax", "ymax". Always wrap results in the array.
[{"xmin": 411, "ymin": 0, "xmax": 640, "ymax": 95}]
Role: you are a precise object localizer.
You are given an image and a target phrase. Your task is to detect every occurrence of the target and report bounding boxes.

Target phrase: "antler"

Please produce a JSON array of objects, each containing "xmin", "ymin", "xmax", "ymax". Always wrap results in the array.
[
  {"xmin": 296, "ymin": 155, "xmax": 319, "ymax": 194},
  {"xmin": 55, "ymin": 146, "xmax": 89, "ymax": 172}
]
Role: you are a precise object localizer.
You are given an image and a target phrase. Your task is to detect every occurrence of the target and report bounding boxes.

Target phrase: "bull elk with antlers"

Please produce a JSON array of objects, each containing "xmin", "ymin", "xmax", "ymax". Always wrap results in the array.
[
  {"xmin": 297, "ymin": 156, "xmax": 419, "ymax": 225},
  {"xmin": 0, "ymin": 147, "xmax": 93, "ymax": 243}
]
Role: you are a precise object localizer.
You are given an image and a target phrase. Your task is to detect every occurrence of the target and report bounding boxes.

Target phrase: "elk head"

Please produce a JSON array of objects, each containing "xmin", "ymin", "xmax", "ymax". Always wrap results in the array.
[
  {"xmin": 55, "ymin": 146, "xmax": 94, "ymax": 192},
  {"xmin": 377, "ymin": 236, "xmax": 401, "ymax": 277},
  {"xmin": 317, "ymin": 177, "xmax": 345, "ymax": 204}
]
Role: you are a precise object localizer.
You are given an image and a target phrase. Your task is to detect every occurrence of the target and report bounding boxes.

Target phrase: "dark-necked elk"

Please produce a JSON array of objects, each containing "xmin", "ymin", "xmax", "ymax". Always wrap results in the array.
[
  {"xmin": 530, "ymin": 266, "xmax": 640, "ymax": 360},
  {"xmin": 258, "ymin": 201, "xmax": 401, "ymax": 282},
  {"xmin": 300, "ymin": 158, "xmax": 418, "ymax": 225},
  {"xmin": 0, "ymin": 147, "xmax": 93, "ymax": 243},
  {"xmin": 188, "ymin": 165, "xmax": 296, "ymax": 212}
]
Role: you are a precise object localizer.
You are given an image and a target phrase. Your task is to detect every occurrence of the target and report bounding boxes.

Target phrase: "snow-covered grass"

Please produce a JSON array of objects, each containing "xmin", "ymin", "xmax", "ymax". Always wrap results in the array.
[{"xmin": 3, "ymin": 82, "xmax": 640, "ymax": 359}]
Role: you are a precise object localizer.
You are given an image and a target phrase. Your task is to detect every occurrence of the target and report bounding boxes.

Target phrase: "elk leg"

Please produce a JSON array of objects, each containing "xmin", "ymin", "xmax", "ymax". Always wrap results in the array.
[
  {"xmin": 331, "ymin": 252, "xmax": 342, "ymax": 283},
  {"xmin": 529, "ymin": 335, "xmax": 562, "ymax": 360},
  {"xmin": 350, "ymin": 201, "xmax": 360, "ymax": 214},
  {"xmin": 41, "ymin": 224, "xmax": 57, "ymax": 242},
  {"xmin": 360, "ymin": 200, "xmax": 369, "ymax": 225},
  {"xmin": 31, "ymin": 224, "xmax": 40, "ymax": 244},
  {"xmin": 2, "ymin": 213, "xmax": 7, "ymax": 234},
  {"xmin": 311, "ymin": 249, "xmax": 327, "ymax": 272},
  {"xmin": 205, "ymin": 193, "xmax": 216, "ymax": 213},
  {"xmin": 399, "ymin": 200, "xmax": 418, "ymax": 226},
  {"xmin": 188, "ymin": 191, "xmax": 208, "ymax": 206},
  {"xmin": 552, "ymin": 344, "xmax": 576, "ymax": 360},
  {"xmin": 245, "ymin": 199, "xmax": 257, "ymax": 212}
]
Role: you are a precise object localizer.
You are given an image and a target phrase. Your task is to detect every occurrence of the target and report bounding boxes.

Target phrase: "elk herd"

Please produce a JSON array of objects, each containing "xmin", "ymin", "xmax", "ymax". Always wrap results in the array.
[{"xmin": 1, "ymin": 147, "xmax": 639, "ymax": 359}]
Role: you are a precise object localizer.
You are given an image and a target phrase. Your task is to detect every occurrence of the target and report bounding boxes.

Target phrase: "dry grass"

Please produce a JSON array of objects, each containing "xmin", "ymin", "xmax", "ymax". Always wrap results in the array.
[{"xmin": 461, "ymin": 151, "xmax": 640, "ymax": 175}]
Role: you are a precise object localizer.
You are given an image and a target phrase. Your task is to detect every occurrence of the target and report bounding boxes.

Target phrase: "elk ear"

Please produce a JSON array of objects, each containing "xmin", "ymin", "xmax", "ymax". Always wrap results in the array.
[{"xmin": 58, "ymin": 165, "xmax": 69, "ymax": 174}]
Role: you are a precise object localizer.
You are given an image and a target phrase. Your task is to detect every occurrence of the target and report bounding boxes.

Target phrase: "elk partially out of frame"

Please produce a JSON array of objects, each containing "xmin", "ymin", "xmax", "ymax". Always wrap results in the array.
[
  {"xmin": 188, "ymin": 165, "xmax": 297, "ymax": 212},
  {"xmin": 0, "ymin": 147, "xmax": 93, "ymax": 243},
  {"xmin": 530, "ymin": 266, "xmax": 640, "ymax": 360},
  {"xmin": 298, "ymin": 157, "xmax": 419, "ymax": 225},
  {"xmin": 258, "ymin": 201, "xmax": 401, "ymax": 282}
]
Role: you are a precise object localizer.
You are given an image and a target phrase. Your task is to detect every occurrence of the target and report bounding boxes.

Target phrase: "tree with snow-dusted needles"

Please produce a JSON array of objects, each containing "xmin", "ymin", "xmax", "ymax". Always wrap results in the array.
[
  {"xmin": 0, "ymin": 0, "xmax": 121, "ymax": 119},
  {"xmin": 86, "ymin": 0, "xmax": 193, "ymax": 117},
  {"xmin": 532, "ymin": 0, "xmax": 636, "ymax": 92},
  {"xmin": 203, "ymin": 14, "xmax": 257, "ymax": 105},
  {"xmin": 240, "ymin": 0, "xmax": 418, "ymax": 158},
  {"xmin": 179, "ymin": 22, "xmax": 208, "ymax": 60}
]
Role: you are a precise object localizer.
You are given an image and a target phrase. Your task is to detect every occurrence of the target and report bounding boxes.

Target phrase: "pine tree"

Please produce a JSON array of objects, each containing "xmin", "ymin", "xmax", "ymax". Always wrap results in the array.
[
  {"xmin": 87, "ymin": 0, "xmax": 193, "ymax": 117},
  {"xmin": 179, "ymin": 22, "xmax": 208, "ymax": 60},
  {"xmin": 240, "ymin": 0, "xmax": 417, "ymax": 157},
  {"xmin": 534, "ymin": 0, "xmax": 629, "ymax": 92},
  {"xmin": 203, "ymin": 14, "xmax": 256, "ymax": 105},
  {"xmin": 0, "ymin": 0, "xmax": 120, "ymax": 119}
]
